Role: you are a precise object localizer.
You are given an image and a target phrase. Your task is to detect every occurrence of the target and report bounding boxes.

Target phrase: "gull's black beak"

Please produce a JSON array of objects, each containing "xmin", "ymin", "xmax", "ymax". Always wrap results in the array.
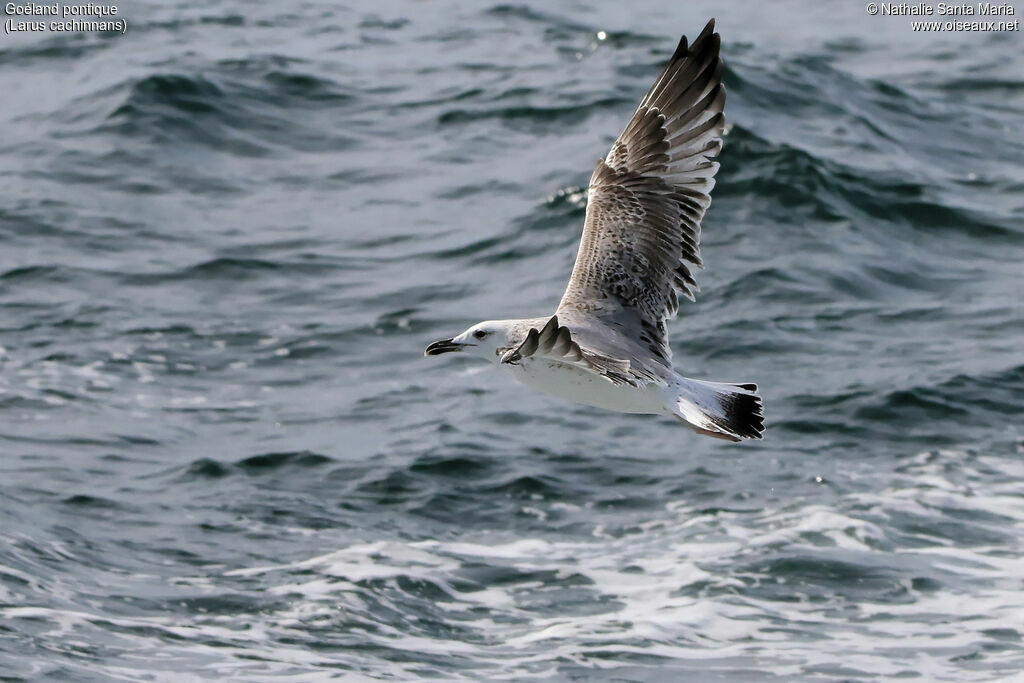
[{"xmin": 425, "ymin": 338, "xmax": 462, "ymax": 356}]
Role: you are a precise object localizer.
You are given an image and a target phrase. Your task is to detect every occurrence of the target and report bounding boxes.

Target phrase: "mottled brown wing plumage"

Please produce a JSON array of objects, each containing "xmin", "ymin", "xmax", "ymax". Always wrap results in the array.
[{"xmin": 557, "ymin": 19, "xmax": 725, "ymax": 367}]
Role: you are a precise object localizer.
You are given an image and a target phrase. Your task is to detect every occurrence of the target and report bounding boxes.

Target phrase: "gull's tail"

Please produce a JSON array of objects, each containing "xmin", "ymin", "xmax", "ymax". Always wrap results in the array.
[{"xmin": 667, "ymin": 377, "xmax": 765, "ymax": 442}]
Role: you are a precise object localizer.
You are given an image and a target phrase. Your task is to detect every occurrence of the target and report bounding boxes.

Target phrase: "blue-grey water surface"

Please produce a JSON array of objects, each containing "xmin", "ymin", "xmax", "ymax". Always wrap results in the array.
[{"xmin": 1, "ymin": 1, "xmax": 1023, "ymax": 680}]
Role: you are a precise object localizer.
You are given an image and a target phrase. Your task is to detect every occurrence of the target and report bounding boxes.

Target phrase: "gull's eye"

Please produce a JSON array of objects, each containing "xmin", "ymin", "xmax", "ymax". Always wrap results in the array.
[{"xmin": 473, "ymin": 330, "xmax": 488, "ymax": 340}]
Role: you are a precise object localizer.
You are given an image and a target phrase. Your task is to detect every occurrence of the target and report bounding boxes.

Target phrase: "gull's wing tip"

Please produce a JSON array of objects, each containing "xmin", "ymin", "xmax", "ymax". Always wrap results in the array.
[
  {"xmin": 700, "ymin": 17, "xmax": 717, "ymax": 38},
  {"xmin": 670, "ymin": 35, "xmax": 689, "ymax": 61},
  {"xmin": 670, "ymin": 18, "xmax": 718, "ymax": 63}
]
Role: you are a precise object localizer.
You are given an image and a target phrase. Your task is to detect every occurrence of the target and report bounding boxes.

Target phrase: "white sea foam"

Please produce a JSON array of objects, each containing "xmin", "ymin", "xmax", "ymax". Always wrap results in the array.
[{"xmin": 4, "ymin": 450, "xmax": 1022, "ymax": 680}]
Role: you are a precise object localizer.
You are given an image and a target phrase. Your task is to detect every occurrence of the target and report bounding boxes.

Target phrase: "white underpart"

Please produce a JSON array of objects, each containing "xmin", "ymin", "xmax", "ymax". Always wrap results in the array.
[{"xmin": 509, "ymin": 359, "xmax": 668, "ymax": 415}]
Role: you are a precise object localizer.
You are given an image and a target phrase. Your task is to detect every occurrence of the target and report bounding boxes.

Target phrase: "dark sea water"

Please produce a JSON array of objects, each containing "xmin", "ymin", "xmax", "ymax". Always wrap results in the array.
[{"xmin": 2, "ymin": 1, "xmax": 1023, "ymax": 680}]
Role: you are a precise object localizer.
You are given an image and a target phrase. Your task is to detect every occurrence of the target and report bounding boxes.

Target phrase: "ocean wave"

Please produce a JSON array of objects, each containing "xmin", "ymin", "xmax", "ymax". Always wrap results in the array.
[
  {"xmin": 94, "ymin": 69, "xmax": 356, "ymax": 156},
  {"xmin": 146, "ymin": 451, "xmax": 1018, "ymax": 679}
]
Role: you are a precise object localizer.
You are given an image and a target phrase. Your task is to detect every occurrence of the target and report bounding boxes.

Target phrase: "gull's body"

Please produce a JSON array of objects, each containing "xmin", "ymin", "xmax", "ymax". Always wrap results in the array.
[
  {"xmin": 516, "ymin": 354, "xmax": 664, "ymax": 415},
  {"xmin": 426, "ymin": 20, "xmax": 764, "ymax": 441},
  {"xmin": 518, "ymin": 362, "xmax": 663, "ymax": 414}
]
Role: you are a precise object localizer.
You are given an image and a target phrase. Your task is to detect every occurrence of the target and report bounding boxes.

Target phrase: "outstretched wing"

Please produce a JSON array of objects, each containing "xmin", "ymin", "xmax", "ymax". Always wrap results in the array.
[
  {"xmin": 500, "ymin": 316, "xmax": 659, "ymax": 386},
  {"xmin": 556, "ymin": 19, "xmax": 725, "ymax": 367}
]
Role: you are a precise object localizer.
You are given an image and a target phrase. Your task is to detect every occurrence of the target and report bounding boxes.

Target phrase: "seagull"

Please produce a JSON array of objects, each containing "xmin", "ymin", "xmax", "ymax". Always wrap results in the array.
[{"xmin": 425, "ymin": 19, "xmax": 763, "ymax": 441}]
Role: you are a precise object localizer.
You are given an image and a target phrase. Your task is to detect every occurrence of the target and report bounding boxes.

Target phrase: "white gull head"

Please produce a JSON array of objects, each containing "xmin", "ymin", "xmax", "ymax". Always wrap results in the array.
[{"xmin": 424, "ymin": 320, "xmax": 521, "ymax": 365}]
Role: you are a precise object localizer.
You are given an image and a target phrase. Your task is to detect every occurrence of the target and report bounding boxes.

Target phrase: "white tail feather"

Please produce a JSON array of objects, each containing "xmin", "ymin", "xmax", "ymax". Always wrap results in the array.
[{"xmin": 668, "ymin": 377, "xmax": 764, "ymax": 441}]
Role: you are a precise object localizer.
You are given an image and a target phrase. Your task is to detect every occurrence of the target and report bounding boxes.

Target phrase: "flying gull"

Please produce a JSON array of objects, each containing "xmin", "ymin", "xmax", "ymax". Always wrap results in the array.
[{"xmin": 426, "ymin": 19, "xmax": 764, "ymax": 441}]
